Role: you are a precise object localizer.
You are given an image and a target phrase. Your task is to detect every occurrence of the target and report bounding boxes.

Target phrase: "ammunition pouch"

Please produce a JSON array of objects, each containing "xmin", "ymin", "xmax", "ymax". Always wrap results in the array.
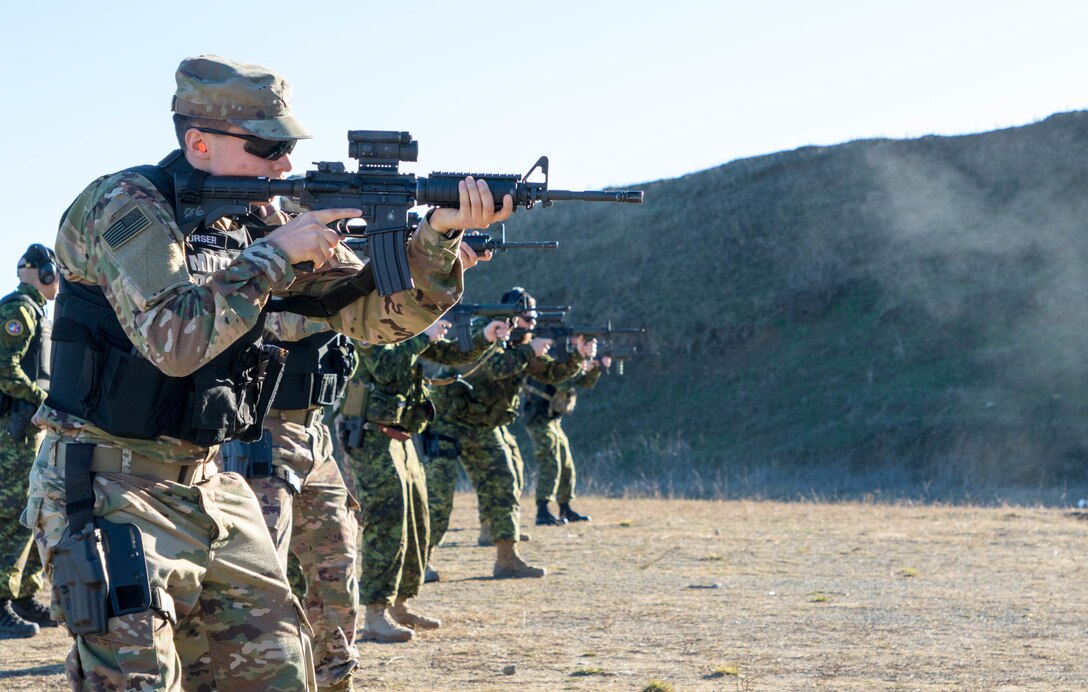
[
  {"xmin": 339, "ymin": 417, "xmax": 364, "ymax": 451},
  {"xmin": 219, "ymin": 434, "xmax": 302, "ymax": 493},
  {"xmin": 269, "ymin": 332, "xmax": 356, "ymax": 410}
]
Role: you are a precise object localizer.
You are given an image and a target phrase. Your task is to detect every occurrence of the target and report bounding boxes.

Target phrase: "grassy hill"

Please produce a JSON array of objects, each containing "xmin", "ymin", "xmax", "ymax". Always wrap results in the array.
[{"xmin": 464, "ymin": 111, "xmax": 1088, "ymax": 500}]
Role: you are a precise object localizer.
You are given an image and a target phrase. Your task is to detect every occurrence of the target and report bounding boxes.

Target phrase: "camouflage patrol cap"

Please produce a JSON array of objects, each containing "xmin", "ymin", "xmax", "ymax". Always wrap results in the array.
[
  {"xmin": 500, "ymin": 286, "xmax": 536, "ymax": 312},
  {"xmin": 172, "ymin": 55, "xmax": 312, "ymax": 141}
]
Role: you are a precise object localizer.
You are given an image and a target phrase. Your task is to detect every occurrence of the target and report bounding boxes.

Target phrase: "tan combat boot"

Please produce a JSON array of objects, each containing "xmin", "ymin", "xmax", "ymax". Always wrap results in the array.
[
  {"xmin": 359, "ymin": 603, "xmax": 413, "ymax": 642},
  {"xmin": 493, "ymin": 540, "xmax": 546, "ymax": 579},
  {"xmin": 390, "ymin": 597, "xmax": 442, "ymax": 630}
]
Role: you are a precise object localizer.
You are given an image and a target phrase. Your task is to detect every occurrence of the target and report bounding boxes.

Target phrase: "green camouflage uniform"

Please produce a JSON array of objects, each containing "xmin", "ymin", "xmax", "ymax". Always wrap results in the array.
[
  {"xmin": 427, "ymin": 342, "xmax": 584, "ymax": 545},
  {"xmin": 224, "ymin": 315, "xmax": 363, "ymax": 690},
  {"xmin": 24, "ymin": 164, "xmax": 463, "ymax": 690},
  {"xmin": 523, "ymin": 366, "xmax": 603, "ymax": 504},
  {"xmin": 0, "ymin": 283, "xmax": 48, "ymax": 604},
  {"xmin": 345, "ymin": 327, "xmax": 494, "ymax": 606}
]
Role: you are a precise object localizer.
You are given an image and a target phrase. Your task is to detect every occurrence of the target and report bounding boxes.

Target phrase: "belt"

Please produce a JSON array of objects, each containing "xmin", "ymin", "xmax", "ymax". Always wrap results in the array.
[
  {"xmin": 59, "ymin": 443, "xmax": 215, "ymax": 487},
  {"xmin": 268, "ymin": 407, "xmax": 322, "ymax": 428}
]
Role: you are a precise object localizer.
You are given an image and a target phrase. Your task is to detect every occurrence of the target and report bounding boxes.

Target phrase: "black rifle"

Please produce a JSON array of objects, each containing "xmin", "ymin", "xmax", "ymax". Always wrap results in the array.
[
  {"xmin": 447, "ymin": 303, "xmax": 571, "ymax": 351},
  {"xmin": 171, "ymin": 131, "xmax": 643, "ymax": 295},
  {"xmin": 534, "ymin": 317, "xmax": 647, "ymax": 361},
  {"xmin": 342, "ymin": 223, "xmax": 558, "ymax": 258},
  {"xmin": 598, "ymin": 343, "xmax": 657, "ymax": 375}
]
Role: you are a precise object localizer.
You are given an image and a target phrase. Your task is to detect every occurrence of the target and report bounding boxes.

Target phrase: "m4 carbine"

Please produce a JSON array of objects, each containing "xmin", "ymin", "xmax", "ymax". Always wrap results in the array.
[
  {"xmin": 446, "ymin": 303, "xmax": 571, "ymax": 351},
  {"xmin": 341, "ymin": 223, "xmax": 558, "ymax": 257},
  {"xmin": 171, "ymin": 130, "xmax": 643, "ymax": 295},
  {"xmin": 534, "ymin": 318, "xmax": 647, "ymax": 361}
]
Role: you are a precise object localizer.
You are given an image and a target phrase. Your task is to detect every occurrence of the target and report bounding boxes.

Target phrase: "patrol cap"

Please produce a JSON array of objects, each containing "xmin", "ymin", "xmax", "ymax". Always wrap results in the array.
[
  {"xmin": 172, "ymin": 55, "xmax": 312, "ymax": 141},
  {"xmin": 500, "ymin": 286, "xmax": 537, "ymax": 313}
]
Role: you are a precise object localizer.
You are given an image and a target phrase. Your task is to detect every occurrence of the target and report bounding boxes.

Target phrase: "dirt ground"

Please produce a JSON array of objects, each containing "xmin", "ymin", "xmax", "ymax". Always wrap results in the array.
[{"xmin": 2, "ymin": 494, "xmax": 1087, "ymax": 690}]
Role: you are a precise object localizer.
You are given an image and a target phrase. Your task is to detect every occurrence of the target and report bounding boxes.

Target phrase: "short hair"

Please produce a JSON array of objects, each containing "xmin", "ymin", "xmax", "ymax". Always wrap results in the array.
[{"xmin": 172, "ymin": 113, "xmax": 222, "ymax": 148}]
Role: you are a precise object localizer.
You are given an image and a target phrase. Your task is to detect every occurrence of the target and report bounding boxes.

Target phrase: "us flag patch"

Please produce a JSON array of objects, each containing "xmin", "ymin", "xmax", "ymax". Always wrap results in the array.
[{"xmin": 103, "ymin": 207, "xmax": 152, "ymax": 249}]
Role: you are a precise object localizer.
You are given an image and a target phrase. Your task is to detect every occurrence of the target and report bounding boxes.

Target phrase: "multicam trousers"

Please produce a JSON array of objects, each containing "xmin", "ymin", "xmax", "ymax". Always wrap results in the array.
[
  {"xmin": 240, "ymin": 416, "xmax": 360, "ymax": 690},
  {"xmin": 23, "ymin": 433, "xmax": 315, "ymax": 691},
  {"xmin": 346, "ymin": 426, "xmax": 429, "ymax": 605}
]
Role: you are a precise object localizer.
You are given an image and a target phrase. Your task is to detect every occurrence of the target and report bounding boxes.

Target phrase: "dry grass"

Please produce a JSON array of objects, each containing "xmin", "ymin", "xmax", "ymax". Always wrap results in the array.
[{"xmin": 2, "ymin": 494, "xmax": 1088, "ymax": 690}]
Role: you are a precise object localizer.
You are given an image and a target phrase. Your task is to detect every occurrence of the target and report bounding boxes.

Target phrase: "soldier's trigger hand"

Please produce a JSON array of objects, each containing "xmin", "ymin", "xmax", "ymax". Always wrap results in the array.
[
  {"xmin": 430, "ymin": 178, "xmax": 514, "ymax": 233},
  {"xmin": 266, "ymin": 208, "xmax": 361, "ymax": 268}
]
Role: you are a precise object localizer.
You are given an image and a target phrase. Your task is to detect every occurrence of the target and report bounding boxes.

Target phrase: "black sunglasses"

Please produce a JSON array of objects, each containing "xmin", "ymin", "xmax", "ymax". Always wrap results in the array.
[{"xmin": 192, "ymin": 127, "xmax": 297, "ymax": 160}]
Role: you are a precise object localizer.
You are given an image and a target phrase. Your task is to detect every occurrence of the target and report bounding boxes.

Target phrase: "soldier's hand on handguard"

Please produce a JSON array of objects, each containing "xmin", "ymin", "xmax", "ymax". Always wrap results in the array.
[
  {"xmin": 458, "ymin": 242, "xmax": 493, "ymax": 270},
  {"xmin": 484, "ymin": 319, "xmax": 510, "ymax": 343},
  {"xmin": 530, "ymin": 337, "xmax": 553, "ymax": 357},
  {"xmin": 429, "ymin": 177, "xmax": 514, "ymax": 233},
  {"xmin": 425, "ymin": 319, "xmax": 451, "ymax": 342},
  {"xmin": 266, "ymin": 208, "xmax": 362, "ymax": 268},
  {"xmin": 576, "ymin": 336, "xmax": 598, "ymax": 359}
]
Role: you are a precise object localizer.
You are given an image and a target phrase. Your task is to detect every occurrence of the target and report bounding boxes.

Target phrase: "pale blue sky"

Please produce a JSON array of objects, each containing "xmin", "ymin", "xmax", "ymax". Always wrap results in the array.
[{"xmin": 1, "ymin": 1, "xmax": 1084, "ymax": 286}]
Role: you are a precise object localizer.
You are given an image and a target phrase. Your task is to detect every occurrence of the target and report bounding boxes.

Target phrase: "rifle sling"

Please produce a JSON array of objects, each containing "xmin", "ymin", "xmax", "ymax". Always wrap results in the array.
[{"xmin": 267, "ymin": 267, "xmax": 377, "ymax": 318}]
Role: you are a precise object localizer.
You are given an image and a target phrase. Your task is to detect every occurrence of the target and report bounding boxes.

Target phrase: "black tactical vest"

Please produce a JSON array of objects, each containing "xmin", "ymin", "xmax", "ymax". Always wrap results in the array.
[
  {"xmin": 45, "ymin": 151, "xmax": 285, "ymax": 447},
  {"xmin": 268, "ymin": 331, "xmax": 356, "ymax": 410}
]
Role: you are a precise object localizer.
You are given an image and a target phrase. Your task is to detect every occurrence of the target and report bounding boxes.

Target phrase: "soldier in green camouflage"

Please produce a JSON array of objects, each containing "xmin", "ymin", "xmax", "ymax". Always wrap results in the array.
[
  {"xmin": 523, "ymin": 349, "xmax": 609, "ymax": 525},
  {"xmin": 342, "ymin": 315, "xmax": 505, "ymax": 641},
  {"xmin": 0, "ymin": 245, "xmax": 57, "ymax": 639},
  {"xmin": 23, "ymin": 55, "xmax": 511, "ymax": 690},
  {"xmin": 427, "ymin": 288, "xmax": 590, "ymax": 579}
]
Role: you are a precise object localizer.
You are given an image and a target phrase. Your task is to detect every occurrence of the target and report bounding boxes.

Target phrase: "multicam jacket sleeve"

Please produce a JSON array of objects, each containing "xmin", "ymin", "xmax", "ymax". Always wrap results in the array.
[{"xmin": 56, "ymin": 171, "xmax": 462, "ymax": 378}]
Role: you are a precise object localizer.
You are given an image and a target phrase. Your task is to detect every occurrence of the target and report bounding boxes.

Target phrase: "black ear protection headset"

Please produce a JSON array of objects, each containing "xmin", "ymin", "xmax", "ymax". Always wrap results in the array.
[{"xmin": 19, "ymin": 244, "xmax": 57, "ymax": 285}]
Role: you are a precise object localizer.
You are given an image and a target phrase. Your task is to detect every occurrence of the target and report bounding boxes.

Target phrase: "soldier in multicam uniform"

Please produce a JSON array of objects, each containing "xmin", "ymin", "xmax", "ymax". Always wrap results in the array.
[
  {"xmin": 0, "ymin": 245, "xmax": 57, "ymax": 639},
  {"xmin": 426, "ymin": 287, "xmax": 591, "ymax": 579},
  {"xmin": 217, "ymin": 321, "xmax": 361, "ymax": 690},
  {"xmin": 23, "ymin": 55, "xmax": 511, "ymax": 690},
  {"xmin": 523, "ymin": 350, "xmax": 609, "ymax": 526},
  {"xmin": 341, "ymin": 315, "xmax": 506, "ymax": 641}
]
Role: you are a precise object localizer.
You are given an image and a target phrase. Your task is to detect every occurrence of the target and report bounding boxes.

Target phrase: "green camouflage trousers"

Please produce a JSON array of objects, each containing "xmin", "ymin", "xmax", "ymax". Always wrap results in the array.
[
  {"xmin": 526, "ymin": 417, "xmax": 577, "ymax": 504},
  {"xmin": 23, "ymin": 434, "xmax": 315, "ymax": 691},
  {"xmin": 346, "ymin": 426, "xmax": 429, "ymax": 605},
  {"xmin": 426, "ymin": 418, "xmax": 522, "ymax": 544},
  {"xmin": 242, "ymin": 416, "xmax": 360, "ymax": 690},
  {"xmin": 0, "ymin": 426, "xmax": 44, "ymax": 600},
  {"xmin": 502, "ymin": 425, "xmax": 526, "ymax": 497}
]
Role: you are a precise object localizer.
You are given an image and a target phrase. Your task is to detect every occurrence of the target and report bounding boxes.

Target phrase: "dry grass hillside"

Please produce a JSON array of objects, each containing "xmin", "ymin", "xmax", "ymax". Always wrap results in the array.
[{"xmin": 467, "ymin": 111, "xmax": 1088, "ymax": 501}]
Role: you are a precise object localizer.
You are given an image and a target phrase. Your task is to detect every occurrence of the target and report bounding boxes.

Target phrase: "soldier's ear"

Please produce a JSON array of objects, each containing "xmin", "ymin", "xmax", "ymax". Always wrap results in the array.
[{"xmin": 185, "ymin": 130, "xmax": 211, "ymax": 158}]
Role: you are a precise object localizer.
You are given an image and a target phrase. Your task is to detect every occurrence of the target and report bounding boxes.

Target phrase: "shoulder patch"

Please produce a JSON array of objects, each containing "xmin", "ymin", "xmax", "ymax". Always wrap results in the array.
[
  {"xmin": 103, "ymin": 207, "xmax": 152, "ymax": 249},
  {"xmin": 5, "ymin": 319, "xmax": 24, "ymax": 336}
]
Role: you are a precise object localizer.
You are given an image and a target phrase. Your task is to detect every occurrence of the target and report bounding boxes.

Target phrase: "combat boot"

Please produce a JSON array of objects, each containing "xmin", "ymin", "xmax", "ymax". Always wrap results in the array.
[
  {"xmin": 390, "ymin": 597, "xmax": 441, "ymax": 630},
  {"xmin": 359, "ymin": 604, "xmax": 413, "ymax": 643},
  {"xmin": 0, "ymin": 599, "xmax": 39, "ymax": 638},
  {"xmin": 535, "ymin": 501, "xmax": 566, "ymax": 526},
  {"xmin": 559, "ymin": 502, "xmax": 591, "ymax": 522},
  {"xmin": 424, "ymin": 567, "xmax": 440, "ymax": 583},
  {"xmin": 493, "ymin": 540, "xmax": 546, "ymax": 579},
  {"xmin": 11, "ymin": 597, "xmax": 57, "ymax": 628}
]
